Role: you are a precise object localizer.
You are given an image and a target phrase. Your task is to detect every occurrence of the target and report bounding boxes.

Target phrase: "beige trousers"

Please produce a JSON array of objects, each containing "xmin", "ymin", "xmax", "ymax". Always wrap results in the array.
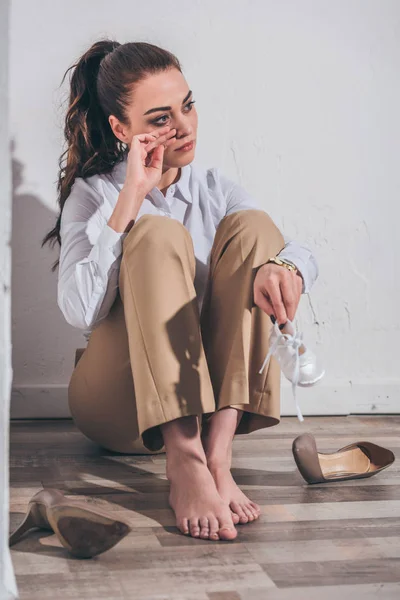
[{"xmin": 68, "ymin": 209, "xmax": 285, "ymax": 454}]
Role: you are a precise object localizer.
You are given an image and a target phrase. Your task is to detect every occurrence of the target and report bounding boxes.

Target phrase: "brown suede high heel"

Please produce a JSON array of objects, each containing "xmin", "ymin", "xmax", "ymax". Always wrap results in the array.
[{"xmin": 9, "ymin": 488, "xmax": 131, "ymax": 558}]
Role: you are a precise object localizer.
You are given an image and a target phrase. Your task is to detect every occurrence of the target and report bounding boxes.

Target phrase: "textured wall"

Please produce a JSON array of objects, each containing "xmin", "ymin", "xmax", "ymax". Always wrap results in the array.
[{"xmin": 9, "ymin": 0, "xmax": 400, "ymax": 417}]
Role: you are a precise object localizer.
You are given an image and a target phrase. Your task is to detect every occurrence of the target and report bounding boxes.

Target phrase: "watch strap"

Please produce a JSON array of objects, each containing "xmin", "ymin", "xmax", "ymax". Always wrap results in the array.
[{"xmin": 266, "ymin": 257, "xmax": 297, "ymax": 272}]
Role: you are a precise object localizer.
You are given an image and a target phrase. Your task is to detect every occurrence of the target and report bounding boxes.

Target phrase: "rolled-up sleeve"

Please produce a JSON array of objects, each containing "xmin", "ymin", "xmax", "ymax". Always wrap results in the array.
[
  {"xmin": 278, "ymin": 237, "xmax": 319, "ymax": 294},
  {"xmin": 57, "ymin": 178, "xmax": 128, "ymax": 331},
  {"xmin": 217, "ymin": 168, "xmax": 319, "ymax": 293}
]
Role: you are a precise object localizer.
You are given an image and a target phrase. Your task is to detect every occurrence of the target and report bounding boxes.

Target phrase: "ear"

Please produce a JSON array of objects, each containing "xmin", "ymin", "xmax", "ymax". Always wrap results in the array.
[{"xmin": 108, "ymin": 115, "xmax": 130, "ymax": 144}]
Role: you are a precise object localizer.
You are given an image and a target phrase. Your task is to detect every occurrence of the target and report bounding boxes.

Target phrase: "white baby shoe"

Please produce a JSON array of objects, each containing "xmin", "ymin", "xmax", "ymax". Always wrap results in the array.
[{"xmin": 259, "ymin": 318, "xmax": 325, "ymax": 422}]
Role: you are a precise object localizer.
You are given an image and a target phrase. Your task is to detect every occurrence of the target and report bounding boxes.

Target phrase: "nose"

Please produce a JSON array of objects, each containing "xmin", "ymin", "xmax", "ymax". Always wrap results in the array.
[
  {"xmin": 173, "ymin": 116, "xmax": 194, "ymax": 140},
  {"xmin": 175, "ymin": 127, "xmax": 193, "ymax": 140}
]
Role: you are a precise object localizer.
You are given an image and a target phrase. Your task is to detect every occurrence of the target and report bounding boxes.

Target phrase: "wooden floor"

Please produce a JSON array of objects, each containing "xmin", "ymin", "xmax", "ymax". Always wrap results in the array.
[{"xmin": 9, "ymin": 416, "xmax": 400, "ymax": 600}]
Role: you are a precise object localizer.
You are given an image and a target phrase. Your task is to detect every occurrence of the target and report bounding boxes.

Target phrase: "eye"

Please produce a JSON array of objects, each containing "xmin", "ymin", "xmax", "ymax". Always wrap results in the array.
[{"xmin": 151, "ymin": 100, "xmax": 196, "ymax": 127}]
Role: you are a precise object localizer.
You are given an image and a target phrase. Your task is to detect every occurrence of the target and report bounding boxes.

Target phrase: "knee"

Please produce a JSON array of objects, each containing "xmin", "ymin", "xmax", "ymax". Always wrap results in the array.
[
  {"xmin": 228, "ymin": 208, "xmax": 278, "ymax": 232},
  {"xmin": 122, "ymin": 214, "xmax": 192, "ymax": 256},
  {"xmin": 222, "ymin": 209, "xmax": 285, "ymax": 246}
]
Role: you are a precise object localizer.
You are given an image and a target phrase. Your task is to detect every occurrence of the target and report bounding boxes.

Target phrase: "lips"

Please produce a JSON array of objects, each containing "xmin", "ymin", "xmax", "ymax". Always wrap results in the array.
[{"xmin": 175, "ymin": 140, "xmax": 195, "ymax": 151}]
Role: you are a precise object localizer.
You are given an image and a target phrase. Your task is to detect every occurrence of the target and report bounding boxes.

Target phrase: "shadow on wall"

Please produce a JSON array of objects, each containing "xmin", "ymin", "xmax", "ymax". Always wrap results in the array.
[{"xmin": 10, "ymin": 142, "xmax": 80, "ymax": 398}]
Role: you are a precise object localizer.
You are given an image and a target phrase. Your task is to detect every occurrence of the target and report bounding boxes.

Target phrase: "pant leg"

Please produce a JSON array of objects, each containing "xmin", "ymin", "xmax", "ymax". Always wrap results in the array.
[
  {"xmin": 68, "ymin": 287, "xmax": 162, "ymax": 454},
  {"xmin": 200, "ymin": 209, "xmax": 286, "ymax": 435},
  {"xmin": 68, "ymin": 214, "xmax": 217, "ymax": 454}
]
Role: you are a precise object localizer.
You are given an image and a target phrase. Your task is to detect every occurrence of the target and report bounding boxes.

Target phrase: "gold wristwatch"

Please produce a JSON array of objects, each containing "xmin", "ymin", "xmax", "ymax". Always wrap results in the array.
[{"xmin": 265, "ymin": 256, "xmax": 298, "ymax": 272}]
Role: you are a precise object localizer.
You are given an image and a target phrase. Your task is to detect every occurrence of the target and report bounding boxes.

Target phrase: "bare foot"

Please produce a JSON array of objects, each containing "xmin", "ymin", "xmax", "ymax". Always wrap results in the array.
[
  {"xmin": 167, "ymin": 453, "xmax": 238, "ymax": 541},
  {"xmin": 201, "ymin": 411, "xmax": 261, "ymax": 525},
  {"xmin": 207, "ymin": 460, "xmax": 261, "ymax": 525}
]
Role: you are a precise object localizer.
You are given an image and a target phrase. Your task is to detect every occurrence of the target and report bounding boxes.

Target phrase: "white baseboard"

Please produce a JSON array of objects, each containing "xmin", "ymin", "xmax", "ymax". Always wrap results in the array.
[
  {"xmin": 11, "ymin": 385, "xmax": 71, "ymax": 418},
  {"xmin": 10, "ymin": 381, "xmax": 400, "ymax": 419},
  {"xmin": 280, "ymin": 379, "xmax": 400, "ymax": 415}
]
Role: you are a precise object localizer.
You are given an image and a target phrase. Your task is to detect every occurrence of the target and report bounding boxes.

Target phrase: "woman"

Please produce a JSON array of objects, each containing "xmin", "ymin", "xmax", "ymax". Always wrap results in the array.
[{"xmin": 42, "ymin": 40, "xmax": 319, "ymax": 542}]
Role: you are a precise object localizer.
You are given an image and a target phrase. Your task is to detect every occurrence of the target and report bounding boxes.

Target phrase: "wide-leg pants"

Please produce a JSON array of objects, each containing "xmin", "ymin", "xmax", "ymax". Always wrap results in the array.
[{"xmin": 68, "ymin": 209, "xmax": 286, "ymax": 454}]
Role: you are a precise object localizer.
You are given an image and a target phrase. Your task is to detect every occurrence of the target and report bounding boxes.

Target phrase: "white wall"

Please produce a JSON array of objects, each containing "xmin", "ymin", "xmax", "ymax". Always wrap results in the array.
[
  {"xmin": 9, "ymin": 0, "xmax": 400, "ymax": 418},
  {"xmin": 1, "ymin": 1, "xmax": 18, "ymax": 597}
]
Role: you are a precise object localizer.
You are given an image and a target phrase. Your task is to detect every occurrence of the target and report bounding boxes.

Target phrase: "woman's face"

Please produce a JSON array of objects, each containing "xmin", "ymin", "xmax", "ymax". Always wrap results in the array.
[{"xmin": 109, "ymin": 68, "xmax": 198, "ymax": 168}]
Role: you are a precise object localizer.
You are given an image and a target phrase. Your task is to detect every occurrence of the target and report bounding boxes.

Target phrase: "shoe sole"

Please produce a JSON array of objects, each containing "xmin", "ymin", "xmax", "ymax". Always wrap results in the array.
[
  {"xmin": 297, "ymin": 369, "xmax": 326, "ymax": 387},
  {"xmin": 48, "ymin": 505, "xmax": 131, "ymax": 558}
]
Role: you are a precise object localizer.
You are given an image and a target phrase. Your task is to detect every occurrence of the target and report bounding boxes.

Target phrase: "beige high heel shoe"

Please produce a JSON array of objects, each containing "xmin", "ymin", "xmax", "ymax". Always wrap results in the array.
[
  {"xmin": 292, "ymin": 433, "xmax": 395, "ymax": 484},
  {"xmin": 9, "ymin": 488, "xmax": 131, "ymax": 558}
]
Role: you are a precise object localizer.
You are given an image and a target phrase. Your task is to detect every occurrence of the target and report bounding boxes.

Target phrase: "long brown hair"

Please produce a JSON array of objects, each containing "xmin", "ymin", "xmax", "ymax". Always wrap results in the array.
[{"xmin": 42, "ymin": 39, "xmax": 182, "ymax": 271}]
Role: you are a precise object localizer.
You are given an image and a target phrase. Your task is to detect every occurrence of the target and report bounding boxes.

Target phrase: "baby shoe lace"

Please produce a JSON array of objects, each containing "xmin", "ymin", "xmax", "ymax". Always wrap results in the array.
[{"xmin": 259, "ymin": 325, "xmax": 305, "ymax": 422}]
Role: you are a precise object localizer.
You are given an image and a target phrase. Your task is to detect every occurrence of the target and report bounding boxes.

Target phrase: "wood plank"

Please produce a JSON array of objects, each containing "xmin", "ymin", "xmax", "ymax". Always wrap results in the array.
[
  {"xmin": 263, "ymin": 558, "xmax": 400, "ymax": 587},
  {"xmin": 246, "ymin": 536, "xmax": 400, "ymax": 564},
  {"xmin": 156, "ymin": 517, "xmax": 400, "ymax": 545},
  {"xmin": 227, "ymin": 582, "xmax": 400, "ymax": 600},
  {"xmin": 9, "ymin": 417, "xmax": 400, "ymax": 597}
]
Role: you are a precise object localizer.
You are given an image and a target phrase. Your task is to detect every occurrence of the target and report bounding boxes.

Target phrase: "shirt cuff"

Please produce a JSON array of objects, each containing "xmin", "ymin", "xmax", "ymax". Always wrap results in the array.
[
  {"xmin": 278, "ymin": 249, "xmax": 312, "ymax": 294},
  {"xmin": 85, "ymin": 224, "xmax": 127, "ymax": 277}
]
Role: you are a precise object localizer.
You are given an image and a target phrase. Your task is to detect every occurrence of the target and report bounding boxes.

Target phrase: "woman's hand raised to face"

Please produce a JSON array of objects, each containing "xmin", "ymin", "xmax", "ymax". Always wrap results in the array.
[
  {"xmin": 124, "ymin": 125, "xmax": 177, "ymax": 198},
  {"xmin": 108, "ymin": 125, "xmax": 177, "ymax": 234},
  {"xmin": 253, "ymin": 263, "xmax": 303, "ymax": 325}
]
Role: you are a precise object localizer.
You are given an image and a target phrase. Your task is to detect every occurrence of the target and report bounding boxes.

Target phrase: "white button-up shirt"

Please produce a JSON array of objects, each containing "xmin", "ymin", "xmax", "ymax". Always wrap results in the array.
[{"xmin": 58, "ymin": 157, "xmax": 319, "ymax": 342}]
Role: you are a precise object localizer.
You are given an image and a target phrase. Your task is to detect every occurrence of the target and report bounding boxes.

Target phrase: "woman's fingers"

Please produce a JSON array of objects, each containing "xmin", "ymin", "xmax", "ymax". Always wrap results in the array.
[
  {"xmin": 254, "ymin": 263, "xmax": 304, "ymax": 325},
  {"xmin": 130, "ymin": 125, "xmax": 176, "ymax": 177},
  {"xmin": 145, "ymin": 128, "xmax": 176, "ymax": 153},
  {"xmin": 132, "ymin": 126, "xmax": 176, "ymax": 150},
  {"xmin": 146, "ymin": 143, "xmax": 165, "ymax": 170},
  {"xmin": 254, "ymin": 288, "xmax": 274, "ymax": 316},
  {"xmin": 143, "ymin": 138, "xmax": 172, "ymax": 166},
  {"xmin": 279, "ymin": 272, "xmax": 298, "ymax": 322},
  {"xmin": 263, "ymin": 276, "xmax": 288, "ymax": 324},
  {"xmin": 135, "ymin": 124, "xmax": 171, "ymax": 142},
  {"xmin": 133, "ymin": 133, "xmax": 158, "ymax": 144},
  {"xmin": 145, "ymin": 136, "xmax": 174, "ymax": 154},
  {"xmin": 148, "ymin": 124, "xmax": 173, "ymax": 137}
]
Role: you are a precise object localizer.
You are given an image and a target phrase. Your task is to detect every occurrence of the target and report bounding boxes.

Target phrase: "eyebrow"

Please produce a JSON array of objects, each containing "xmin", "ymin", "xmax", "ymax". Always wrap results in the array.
[{"xmin": 143, "ymin": 90, "xmax": 193, "ymax": 115}]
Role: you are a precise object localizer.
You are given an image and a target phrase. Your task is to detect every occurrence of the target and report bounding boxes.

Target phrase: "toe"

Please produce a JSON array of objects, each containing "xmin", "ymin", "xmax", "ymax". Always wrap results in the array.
[
  {"xmin": 218, "ymin": 517, "xmax": 237, "ymax": 541},
  {"xmin": 199, "ymin": 516, "xmax": 210, "ymax": 539},
  {"xmin": 179, "ymin": 517, "xmax": 190, "ymax": 535},
  {"xmin": 250, "ymin": 502, "xmax": 261, "ymax": 518},
  {"xmin": 189, "ymin": 517, "xmax": 200, "ymax": 538},
  {"xmin": 250, "ymin": 501, "xmax": 261, "ymax": 513},
  {"xmin": 208, "ymin": 516, "xmax": 220, "ymax": 541},
  {"xmin": 231, "ymin": 502, "xmax": 248, "ymax": 523},
  {"xmin": 230, "ymin": 510, "xmax": 240, "ymax": 525},
  {"xmin": 243, "ymin": 505, "xmax": 255, "ymax": 521}
]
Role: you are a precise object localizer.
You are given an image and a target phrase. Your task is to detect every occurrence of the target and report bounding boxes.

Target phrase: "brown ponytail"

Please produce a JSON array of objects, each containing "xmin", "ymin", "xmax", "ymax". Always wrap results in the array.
[{"xmin": 42, "ymin": 39, "xmax": 182, "ymax": 271}]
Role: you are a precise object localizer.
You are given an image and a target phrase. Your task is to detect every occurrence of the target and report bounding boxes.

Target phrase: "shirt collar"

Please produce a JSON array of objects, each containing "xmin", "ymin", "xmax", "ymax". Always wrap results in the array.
[
  {"xmin": 112, "ymin": 154, "xmax": 192, "ymax": 204},
  {"xmin": 174, "ymin": 162, "xmax": 192, "ymax": 203}
]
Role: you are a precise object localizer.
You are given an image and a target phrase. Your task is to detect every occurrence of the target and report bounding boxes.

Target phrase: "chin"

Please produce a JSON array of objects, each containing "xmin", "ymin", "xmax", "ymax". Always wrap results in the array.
[{"xmin": 166, "ymin": 151, "xmax": 195, "ymax": 166}]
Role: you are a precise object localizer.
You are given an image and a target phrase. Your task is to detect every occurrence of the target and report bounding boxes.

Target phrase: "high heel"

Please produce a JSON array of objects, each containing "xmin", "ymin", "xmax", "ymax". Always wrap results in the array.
[
  {"xmin": 292, "ymin": 433, "xmax": 395, "ymax": 484},
  {"xmin": 9, "ymin": 488, "xmax": 131, "ymax": 558}
]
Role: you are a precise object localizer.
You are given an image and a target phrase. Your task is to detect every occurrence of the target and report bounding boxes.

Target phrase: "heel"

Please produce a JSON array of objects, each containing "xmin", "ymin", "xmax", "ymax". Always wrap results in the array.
[{"xmin": 9, "ymin": 504, "xmax": 38, "ymax": 546}]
